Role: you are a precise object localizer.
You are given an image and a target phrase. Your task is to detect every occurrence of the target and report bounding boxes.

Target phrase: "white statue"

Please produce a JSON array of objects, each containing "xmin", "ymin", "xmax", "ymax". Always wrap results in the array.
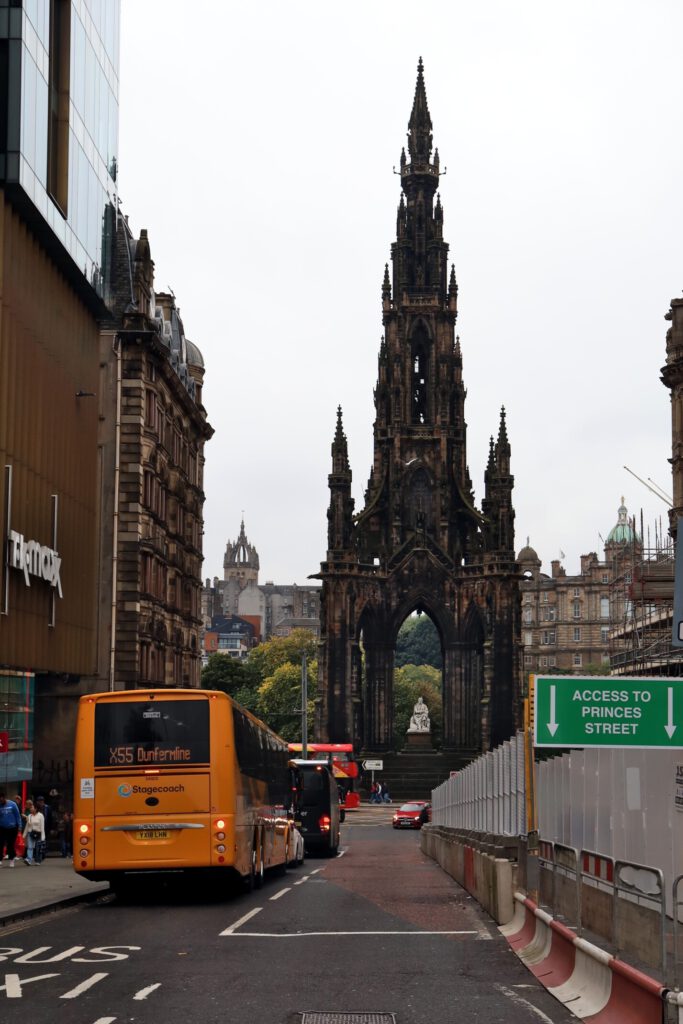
[{"xmin": 407, "ymin": 696, "xmax": 431, "ymax": 733}]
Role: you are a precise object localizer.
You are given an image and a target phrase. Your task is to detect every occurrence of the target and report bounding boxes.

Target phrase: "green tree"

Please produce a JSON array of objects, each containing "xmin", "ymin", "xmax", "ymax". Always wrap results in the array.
[
  {"xmin": 201, "ymin": 653, "xmax": 261, "ymax": 713},
  {"xmin": 393, "ymin": 663, "xmax": 442, "ymax": 747},
  {"xmin": 247, "ymin": 628, "xmax": 317, "ymax": 681},
  {"xmin": 395, "ymin": 615, "xmax": 442, "ymax": 669},
  {"xmin": 201, "ymin": 653, "xmax": 248, "ymax": 695},
  {"xmin": 256, "ymin": 660, "xmax": 316, "ymax": 741}
]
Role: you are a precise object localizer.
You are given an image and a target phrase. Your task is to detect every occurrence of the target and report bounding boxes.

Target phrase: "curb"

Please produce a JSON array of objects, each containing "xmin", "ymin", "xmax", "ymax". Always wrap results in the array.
[
  {"xmin": 500, "ymin": 892, "xmax": 666, "ymax": 1023},
  {"xmin": 0, "ymin": 885, "xmax": 110, "ymax": 929}
]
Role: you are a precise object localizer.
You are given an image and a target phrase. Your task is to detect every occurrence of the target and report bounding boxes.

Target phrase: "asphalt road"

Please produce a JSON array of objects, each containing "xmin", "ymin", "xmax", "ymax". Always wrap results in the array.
[{"xmin": 0, "ymin": 807, "xmax": 578, "ymax": 1024}]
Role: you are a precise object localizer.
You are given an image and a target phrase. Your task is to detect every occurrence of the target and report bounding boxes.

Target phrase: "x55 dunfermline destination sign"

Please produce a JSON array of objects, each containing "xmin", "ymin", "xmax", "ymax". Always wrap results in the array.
[{"xmin": 534, "ymin": 676, "xmax": 683, "ymax": 749}]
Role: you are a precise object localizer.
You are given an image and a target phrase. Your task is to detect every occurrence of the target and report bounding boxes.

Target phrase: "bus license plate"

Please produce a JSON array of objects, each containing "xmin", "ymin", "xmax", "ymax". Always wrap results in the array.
[{"xmin": 134, "ymin": 830, "xmax": 169, "ymax": 841}]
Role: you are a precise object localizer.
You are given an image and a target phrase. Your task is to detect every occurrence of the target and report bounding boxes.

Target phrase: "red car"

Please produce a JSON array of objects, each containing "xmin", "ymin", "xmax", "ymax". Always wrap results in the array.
[{"xmin": 392, "ymin": 801, "xmax": 431, "ymax": 829}]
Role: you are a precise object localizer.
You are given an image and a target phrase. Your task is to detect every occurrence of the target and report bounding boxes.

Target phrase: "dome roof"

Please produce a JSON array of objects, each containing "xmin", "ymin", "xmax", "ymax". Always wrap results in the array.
[
  {"xmin": 607, "ymin": 498, "xmax": 639, "ymax": 545},
  {"xmin": 185, "ymin": 338, "xmax": 204, "ymax": 369},
  {"xmin": 518, "ymin": 539, "xmax": 541, "ymax": 564}
]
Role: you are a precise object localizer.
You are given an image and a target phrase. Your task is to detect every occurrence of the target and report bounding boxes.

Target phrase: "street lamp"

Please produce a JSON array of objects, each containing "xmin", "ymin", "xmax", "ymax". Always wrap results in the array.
[{"xmin": 301, "ymin": 651, "xmax": 308, "ymax": 760}]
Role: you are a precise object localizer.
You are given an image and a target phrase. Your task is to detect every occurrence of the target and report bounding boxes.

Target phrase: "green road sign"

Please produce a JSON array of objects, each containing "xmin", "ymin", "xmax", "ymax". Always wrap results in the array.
[{"xmin": 534, "ymin": 675, "xmax": 683, "ymax": 749}]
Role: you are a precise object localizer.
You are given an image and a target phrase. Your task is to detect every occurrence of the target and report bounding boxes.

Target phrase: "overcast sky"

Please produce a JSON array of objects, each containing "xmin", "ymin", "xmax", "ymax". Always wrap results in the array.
[{"xmin": 118, "ymin": 1, "xmax": 680, "ymax": 587}]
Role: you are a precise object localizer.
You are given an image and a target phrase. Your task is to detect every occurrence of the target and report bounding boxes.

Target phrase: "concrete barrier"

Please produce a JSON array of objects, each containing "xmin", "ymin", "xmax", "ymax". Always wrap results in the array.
[
  {"xmin": 502, "ymin": 892, "xmax": 666, "ymax": 1024},
  {"xmin": 420, "ymin": 826, "xmax": 515, "ymax": 925}
]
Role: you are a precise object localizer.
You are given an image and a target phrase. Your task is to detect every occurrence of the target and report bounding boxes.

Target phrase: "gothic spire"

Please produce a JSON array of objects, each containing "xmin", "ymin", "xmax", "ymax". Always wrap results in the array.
[
  {"xmin": 497, "ymin": 406, "xmax": 509, "ymax": 448},
  {"xmin": 332, "ymin": 405, "xmax": 350, "ymax": 471},
  {"xmin": 382, "ymin": 263, "xmax": 391, "ymax": 301},
  {"xmin": 487, "ymin": 436, "xmax": 495, "ymax": 473},
  {"xmin": 408, "ymin": 57, "xmax": 433, "ymax": 162}
]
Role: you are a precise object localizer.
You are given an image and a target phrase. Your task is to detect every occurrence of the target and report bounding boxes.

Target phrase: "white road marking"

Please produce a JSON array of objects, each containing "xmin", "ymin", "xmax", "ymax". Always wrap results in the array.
[
  {"xmin": 223, "ymin": 930, "xmax": 479, "ymax": 937},
  {"xmin": 309, "ymin": 868, "xmax": 323, "ymax": 874},
  {"xmin": 336, "ymin": 849, "xmax": 346, "ymax": 857},
  {"xmin": 219, "ymin": 907, "xmax": 263, "ymax": 935},
  {"xmin": 133, "ymin": 982, "xmax": 161, "ymax": 1000},
  {"xmin": 1, "ymin": 972, "xmax": 59, "ymax": 997},
  {"xmin": 14, "ymin": 946, "xmax": 84, "ymax": 963},
  {"xmin": 293, "ymin": 875, "xmax": 310, "ymax": 885},
  {"xmin": 494, "ymin": 983, "xmax": 556, "ymax": 1023},
  {"xmin": 92, "ymin": 1018, "xmax": 117, "ymax": 1024},
  {"xmin": 269, "ymin": 888, "xmax": 291, "ymax": 901},
  {"xmin": 60, "ymin": 972, "xmax": 109, "ymax": 998}
]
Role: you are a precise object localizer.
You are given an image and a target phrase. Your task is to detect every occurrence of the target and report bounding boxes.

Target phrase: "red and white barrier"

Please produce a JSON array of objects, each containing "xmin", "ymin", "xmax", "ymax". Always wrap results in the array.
[
  {"xmin": 501, "ymin": 892, "xmax": 665, "ymax": 1023},
  {"xmin": 581, "ymin": 851, "xmax": 614, "ymax": 884}
]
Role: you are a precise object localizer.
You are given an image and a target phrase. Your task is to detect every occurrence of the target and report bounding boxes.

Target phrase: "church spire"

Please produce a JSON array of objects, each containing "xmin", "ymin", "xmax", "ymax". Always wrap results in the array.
[{"xmin": 407, "ymin": 56, "xmax": 433, "ymax": 163}]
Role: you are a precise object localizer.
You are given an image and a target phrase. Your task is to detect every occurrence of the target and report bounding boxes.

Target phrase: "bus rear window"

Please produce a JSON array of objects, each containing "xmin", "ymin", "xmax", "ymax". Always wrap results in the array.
[
  {"xmin": 301, "ymin": 769, "xmax": 327, "ymax": 805},
  {"xmin": 94, "ymin": 700, "xmax": 209, "ymax": 768}
]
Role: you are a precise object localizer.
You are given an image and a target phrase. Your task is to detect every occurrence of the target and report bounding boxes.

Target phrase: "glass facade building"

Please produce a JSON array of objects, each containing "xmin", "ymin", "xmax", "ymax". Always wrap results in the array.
[{"xmin": 0, "ymin": 0, "xmax": 120, "ymax": 304}]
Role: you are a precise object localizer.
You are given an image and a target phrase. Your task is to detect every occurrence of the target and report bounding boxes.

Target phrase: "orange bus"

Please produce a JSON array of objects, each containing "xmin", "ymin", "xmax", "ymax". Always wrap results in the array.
[
  {"xmin": 73, "ymin": 689, "xmax": 294, "ymax": 892},
  {"xmin": 287, "ymin": 743, "xmax": 360, "ymax": 810}
]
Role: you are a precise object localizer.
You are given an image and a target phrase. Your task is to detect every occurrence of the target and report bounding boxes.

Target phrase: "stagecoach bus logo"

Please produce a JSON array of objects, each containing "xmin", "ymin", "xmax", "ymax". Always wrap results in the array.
[{"xmin": 118, "ymin": 784, "xmax": 133, "ymax": 798}]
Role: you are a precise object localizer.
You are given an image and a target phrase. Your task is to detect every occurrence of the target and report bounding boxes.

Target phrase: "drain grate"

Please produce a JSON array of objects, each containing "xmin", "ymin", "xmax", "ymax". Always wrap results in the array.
[{"xmin": 301, "ymin": 1016, "xmax": 396, "ymax": 1024}]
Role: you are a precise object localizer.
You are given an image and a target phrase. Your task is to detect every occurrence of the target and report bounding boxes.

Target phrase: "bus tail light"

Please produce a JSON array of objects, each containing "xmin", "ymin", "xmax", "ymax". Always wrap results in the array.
[{"xmin": 319, "ymin": 815, "xmax": 331, "ymax": 832}]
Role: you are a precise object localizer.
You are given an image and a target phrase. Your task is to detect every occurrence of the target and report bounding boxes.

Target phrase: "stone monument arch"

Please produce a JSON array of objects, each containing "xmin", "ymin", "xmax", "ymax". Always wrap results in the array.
[{"xmin": 314, "ymin": 60, "xmax": 522, "ymax": 756}]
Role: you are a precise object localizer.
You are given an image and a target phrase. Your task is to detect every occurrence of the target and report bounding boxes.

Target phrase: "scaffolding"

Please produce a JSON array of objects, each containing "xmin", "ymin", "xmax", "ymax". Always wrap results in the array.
[{"xmin": 608, "ymin": 511, "xmax": 683, "ymax": 677}]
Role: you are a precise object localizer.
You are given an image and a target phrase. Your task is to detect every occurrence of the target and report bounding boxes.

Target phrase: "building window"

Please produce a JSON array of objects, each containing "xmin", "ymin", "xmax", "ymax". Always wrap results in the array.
[
  {"xmin": 524, "ymin": 631, "xmax": 532, "ymax": 647},
  {"xmin": 624, "ymin": 572, "xmax": 632, "ymax": 584},
  {"xmin": 540, "ymin": 656, "xmax": 548, "ymax": 668},
  {"xmin": 47, "ymin": 0, "xmax": 71, "ymax": 215},
  {"xmin": 601, "ymin": 626, "xmax": 609, "ymax": 643},
  {"xmin": 523, "ymin": 608, "xmax": 533, "ymax": 624},
  {"xmin": 573, "ymin": 627, "xmax": 581, "ymax": 642},
  {"xmin": 542, "ymin": 630, "xmax": 556, "ymax": 646},
  {"xmin": 573, "ymin": 653, "xmax": 582, "ymax": 667},
  {"xmin": 542, "ymin": 592, "xmax": 549, "ymax": 603},
  {"xmin": 600, "ymin": 596, "xmax": 609, "ymax": 619},
  {"xmin": 602, "ymin": 653, "xmax": 610, "ymax": 665},
  {"xmin": 602, "ymin": 573, "xmax": 609, "ymax": 584},
  {"xmin": 573, "ymin": 599, "xmax": 581, "ymax": 619},
  {"xmin": 524, "ymin": 654, "xmax": 532, "ymax": 667},
  {"xmin": 549, "ymin": 656, "xmax": 556, "ymax": 667}
]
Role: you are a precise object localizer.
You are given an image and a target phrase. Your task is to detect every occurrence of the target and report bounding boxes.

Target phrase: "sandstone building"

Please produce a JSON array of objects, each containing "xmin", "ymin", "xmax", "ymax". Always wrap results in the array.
[
  {"xmin": 519, "ymin": 501, "xmax": 640, "ymax": 676},
  {"xmin": 96, "ymin": 219, "xmax": 213, "ymax": 690}
]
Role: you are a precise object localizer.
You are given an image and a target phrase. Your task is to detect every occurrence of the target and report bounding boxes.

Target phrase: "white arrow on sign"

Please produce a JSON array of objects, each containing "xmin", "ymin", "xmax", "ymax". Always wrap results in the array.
[
  {"xmin": 547, "ymin": 685, "xmax": 559, "ymax": 737},
  {"xmin": 666, "ymin": 687, "xmax": 677, "ymax": 739},
  {"xmin": 362, "ymin": 759, "xmax": 383, "ymax": 771}
]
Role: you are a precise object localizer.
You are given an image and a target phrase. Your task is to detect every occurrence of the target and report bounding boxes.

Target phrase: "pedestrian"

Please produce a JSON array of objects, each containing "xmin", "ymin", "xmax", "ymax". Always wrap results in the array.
[
  {"xmin": 0, "ymin": 791, "xmax": 22, "ymax": 867},
  {"xmin": 23, "ymin": 799, "xmax": 45, "ymax": 865},
  {"xmin": 56, "ymin": 806, "xmax": 73, "ymax": 857},
  {"xmin": 382, "ymin": 784, "xmax": 391, "ymax": 804},
  {"xmin": 62, "ymin": 811, "xmax": 73, "ymax": 858},
  {"xmin": 370, "ymin": 782, "xmax": 380, "ymax": 804},
  {"xmin": 34, "ymin": 794, "xmax": 52, "ymax": 837}
]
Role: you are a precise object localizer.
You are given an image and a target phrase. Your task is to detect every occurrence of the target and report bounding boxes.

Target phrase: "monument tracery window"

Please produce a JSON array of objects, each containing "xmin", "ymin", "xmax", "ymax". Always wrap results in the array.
[{"xmin": 411, "ymin": 323, "xmax": 430, "ymax": 424}]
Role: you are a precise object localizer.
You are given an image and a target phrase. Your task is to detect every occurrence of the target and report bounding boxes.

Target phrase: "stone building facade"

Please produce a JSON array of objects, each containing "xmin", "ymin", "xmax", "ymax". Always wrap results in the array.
[
  {"xmin": 519, "ymin": 501, "xmax": 640, "ymax": 676},
  {"xmin": 315, "ymin": 61, "xmax": 521, "ymax": 755},
  {"xmin": 95, "ymin": 218, "xmax": 213, "ymax": 690},
  {"xmin": 202, "ymin": 522, "xmax": 321, "ymax": 644}
]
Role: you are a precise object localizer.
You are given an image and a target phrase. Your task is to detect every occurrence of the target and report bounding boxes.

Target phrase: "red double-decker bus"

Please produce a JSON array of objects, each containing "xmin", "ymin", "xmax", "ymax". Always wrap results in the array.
[{"xmin": 287, "ymin": 743, "xmax": 360, "ymax": 810}]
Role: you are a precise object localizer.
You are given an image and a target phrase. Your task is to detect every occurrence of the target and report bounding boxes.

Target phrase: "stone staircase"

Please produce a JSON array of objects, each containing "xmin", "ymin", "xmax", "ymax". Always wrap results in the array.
[{"xmin": 358, "ymin": 748, "xmax": 478, "ymax": 802}]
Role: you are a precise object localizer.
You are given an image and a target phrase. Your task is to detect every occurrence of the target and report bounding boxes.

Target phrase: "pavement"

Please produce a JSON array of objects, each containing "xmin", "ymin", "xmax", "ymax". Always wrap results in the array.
[{"xmin": 0, "ymin": 853, "xmax": 109, "ymax": 925}]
